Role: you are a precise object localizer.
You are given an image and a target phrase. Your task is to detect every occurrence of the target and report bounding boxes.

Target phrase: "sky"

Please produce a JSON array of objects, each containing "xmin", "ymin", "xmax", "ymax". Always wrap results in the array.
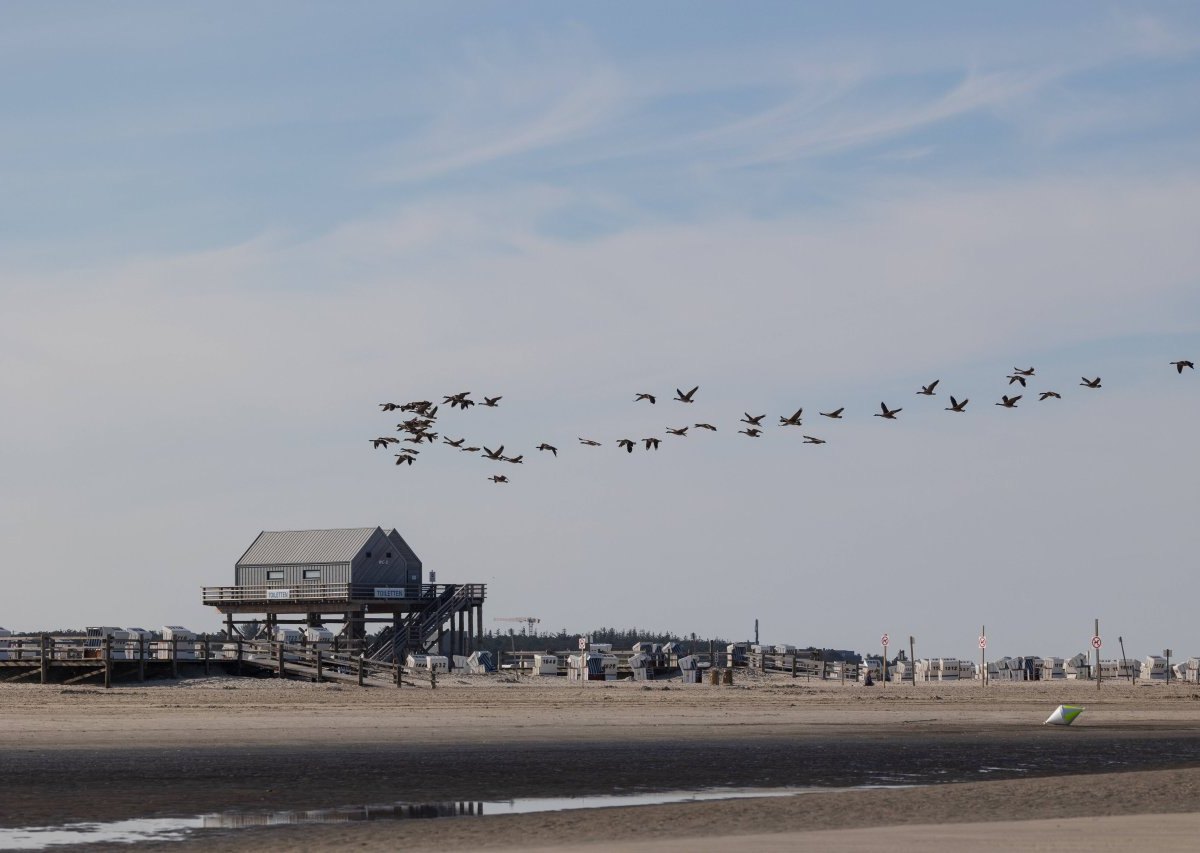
[{"xmin": 2, "ymin": 3, "xmax": 1198, "ymax": 661}]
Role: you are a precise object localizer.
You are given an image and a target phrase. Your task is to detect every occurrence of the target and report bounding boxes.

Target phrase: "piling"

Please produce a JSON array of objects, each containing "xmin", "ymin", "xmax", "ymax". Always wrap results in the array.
[
  {"xmin": 103, "ymin": 634, "xmax": 112, "ymax": 689},
  {"xmin": 39, "ymin": 635, "xmax": 49, "ymax": 684}
]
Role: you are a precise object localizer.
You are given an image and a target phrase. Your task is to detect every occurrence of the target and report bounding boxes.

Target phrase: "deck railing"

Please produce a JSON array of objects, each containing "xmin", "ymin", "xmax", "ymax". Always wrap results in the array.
[{"xmin": 200, "ymin": 582, "xmax": 486, "ymax": 605}]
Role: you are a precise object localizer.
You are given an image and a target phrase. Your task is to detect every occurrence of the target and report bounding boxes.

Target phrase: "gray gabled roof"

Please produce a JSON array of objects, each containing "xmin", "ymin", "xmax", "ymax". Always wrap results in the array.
[{"xmin": 237, "ymin": 527, "xmax": 380, "ymax": 567}]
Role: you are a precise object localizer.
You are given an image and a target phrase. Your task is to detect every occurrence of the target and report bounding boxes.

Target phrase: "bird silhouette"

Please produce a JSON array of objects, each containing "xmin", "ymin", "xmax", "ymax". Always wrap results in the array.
[
  {"xmin": 945, "ymin": 396, "xmax": 968, "ymax": 412},
  {"xmin": 617, "ymin": 439, "xmax": 636, "ymax": 453},
  {"xmin": 819, "ymin": 408, "xmax": 844, "ymax": 419},
  {"xmin": 742, "ymin": 413, "xmax": 766, "ymax": 426},
  {"xmin": 379, "ymin": 403, "xmax": 401, "ymax": 412},
  {"xmin": 1007, "ymin": 375, "xmax": 1027, "ymax": 387},
  {"xmin": 536, "ymin": 443, "xmax": 558, "ymax": 456},
  {"xmin": 674, "ymin": 386, "xmax": 699, "ymax": 403},
  {"xmin": 1013, "ymin": 367, "xmax": 1035, "ymax": 376},
  {"xmin": 394, "ymin": 454, "xmax": 415, "ymax": 466},
  {"xmin": 1038, "ymin": 391, "xmax": 1061, "ymax": 401},
  {"xmin": 875, "ymin": 402, "xmax": 901, "ymax": 419},
  {"xmin": 482, "ymin": 396, "xmax": 502, "ymax": 407},
  {"xmin": 666, "ymin": 427, "xmax": 689, "ymax": 436},
  {"xmin": 489, "ymin": 475, "xmax": 508, "ymax": 484},
  {"xmin": 443, "ymin": 392, "xmax": 473, "ymax": 410},
  {"xmin": 503, "ymin": 455, "xmax": 523, "ymax": 464},
  {"xmin": 996, "ymin": 395, "xmax": 1021, "ymax": 408},
  {"xmin": 917, "ymin": 380, "xmax": 940, "ymax": 396},
  {"xmin": 481, "ymin": 446, "xmax": 505, "ymax": 460},
  {"xmin": 635, "ymin": 393, "xmax": 657, "ymax": 404},
  {"xmin": 739, "ymin": 428, "xmax": 762, "ymax": 438},
  {"xmin": 442, "ymin": 437, "xmax": 465, "ymax": 448},
  {"xmin": 694, "ymin": 423, "xmax": 717, "ymax": 431},
  {"xmin": 578, "ymin": 438, "xmax": 602, "ymax": 446},
  {"xmin": 370, "ymin": 437, "xmax": 398, "ymax": 449},
  {"xmin": 643, "ymin": 438, "xmax": 661, "ymax": 450},
  {"xmin": 802, "ymin": 436, "xmax": 826, "ymax": 444},
  {"xmin": 779, "ymin": 408, "xmax": 803, "ymax": 426},
  {"xmin": 1171, "ymin": 360, "xmax": 1194, "ymax": 374},
  {"xmin": 1080, "ymin": 377, "xmax": 1102, "ymax": 388},
  {"xmin": 460, "ymin": 446, "xmax": 481, "ymax": 453}
]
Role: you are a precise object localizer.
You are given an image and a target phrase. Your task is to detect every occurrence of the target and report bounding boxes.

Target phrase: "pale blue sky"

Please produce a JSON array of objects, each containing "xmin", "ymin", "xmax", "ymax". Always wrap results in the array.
[{"xmin": 2, "ymin": 4, "xmax": 1198, "ymax": 659}]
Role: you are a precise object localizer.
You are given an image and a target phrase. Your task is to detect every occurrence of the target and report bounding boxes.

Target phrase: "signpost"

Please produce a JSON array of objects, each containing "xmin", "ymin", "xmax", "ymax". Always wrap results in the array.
[
  {"xmin": 881, "ymin": 633, "xmax": 889, "ymax": 687},
  {"xmin": 909, "ymin": 635, "xmax": 916, "ymax": 685},
  {"xmin": 979, "ymin": 628, "xmax": 987, "ymax": 687},
  {"xmin": 1092, "ymin": 619, "xmax": 1102, "ymax": 691},
  {"xmin": 1165, "ymin": 649, "xmax": 1173, "ymax": 684}
]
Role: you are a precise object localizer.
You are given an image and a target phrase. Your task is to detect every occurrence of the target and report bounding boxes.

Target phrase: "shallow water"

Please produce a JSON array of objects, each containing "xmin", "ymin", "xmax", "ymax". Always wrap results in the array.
[{"xmin": 0, "ymin": 787, "xmax": 877, "ymax": 849}]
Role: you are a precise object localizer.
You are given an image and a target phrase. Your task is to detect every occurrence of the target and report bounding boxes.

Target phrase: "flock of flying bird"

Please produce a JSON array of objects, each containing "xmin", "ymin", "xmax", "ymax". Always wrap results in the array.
[{"xmin": 372, "ymin": 361, "xmax": 1195, "ymax": 483}]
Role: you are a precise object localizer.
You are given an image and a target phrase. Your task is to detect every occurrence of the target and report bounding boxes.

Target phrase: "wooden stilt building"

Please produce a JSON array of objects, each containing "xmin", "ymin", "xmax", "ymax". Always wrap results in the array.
[{"xmin": 202, "ymin": 527, "xmax": 484, "ymax": 663}]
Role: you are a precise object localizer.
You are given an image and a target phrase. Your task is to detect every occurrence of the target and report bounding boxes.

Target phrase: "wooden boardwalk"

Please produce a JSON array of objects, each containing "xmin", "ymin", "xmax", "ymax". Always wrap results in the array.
[{"xmin": 0, "ymin": 636, "xmax": 423, "ymax": 688}]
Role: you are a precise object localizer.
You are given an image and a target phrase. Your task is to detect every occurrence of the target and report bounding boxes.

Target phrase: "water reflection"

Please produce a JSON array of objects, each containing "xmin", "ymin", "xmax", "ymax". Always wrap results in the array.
[{"xmin": 0, "ymin": 788, "xmax": 812, "ymax": 849}]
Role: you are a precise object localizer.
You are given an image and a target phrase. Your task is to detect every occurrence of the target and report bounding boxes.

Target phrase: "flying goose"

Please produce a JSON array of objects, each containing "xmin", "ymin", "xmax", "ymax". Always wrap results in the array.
[
  {"xmin": 370, "ymin": 437, "xmax": 398, "ymax": 449},
  {"xmin": 394, "ymin": 454, "xmax": 415, "ymax": 466},
  {"xmin": 1171, "ymin": 360, "xmax": 1195, "ymax": 373},
  {"xmin": 489, "ymin": 475, "xmax": 508, "ymax": 484},
  {"xmin": 739, "ymin": 428, "xmax": 762, "ymax": 438},
  {"xmin": 635, "ymin": 393, "xmax": 657, "ymax": 404},
  {"xmin": 481, "ymin": 445, "xmax": 505, "ymax": 460},
  {"xmin": 578, "ymin": 438, "xmax": 602, "ymax": 446},
  {"xmin": 741, "ymin": 413, "xmax": 766, "ymax": 426},
  {"xmin": 617, "ymin": 439, "xmax": 636, "ymax": 453},
  {"xmin": 1038, "ymin": 391, "xmax": 1061, "ymax": 401},
  {"xmin": 674, "ymin": 386, "xmax": 699, "ymax": 403},
  {"xmin": 442, "ymin": 392, "xmax": 473, "ymax": 410},
  {"xmin": 779, "ymin": 408, "xmax": 803, "ymax": 426},
  {"xmin": 536, "ymin": 443, "xmax": 558, "ymax": 456},
  {"xmin": 442, "ymin": 437, "xmax": 465, "ymax": 448},
  {"xmin": 945, "ymin": 396, "xmax": 968, "ymax": 412},
  {"xmin": 917, "ymin": 380, "xmax": 940, "ymax": 396},
  {"xmin": 874, "ymin": 402, "xmax": 901, "ymax": 419},
  {"xmin": 643, "ymin": 438, "xmax": 661, "ymax": 450},
  {"xmin": 503, "ymin": 455, "xmax": 523, "ymax": 464},
  {"xmin": 1080, "ymin": 377, "xmax": 1102, "ymax": 388},
  {"xmin": 1007, "ymin": 375, "xmax": 1027, "ymax": 387},
  {"xmin": 802, "ymin": 435, "xmax": 826, "ymax": 444},
  {"xmin": 996, "ymin": 395, "xmax": 1021, "ymax": 408},
  {"xmin": 1013, "ymin": 367, "xmax": 1035, "ymax": 376},
  {"xmin": 819, "ymin": 408, "xmax": 844, "ymax": 419},
  {"xmin": 460, "ymin": 446, "xmax": 481, "ymax": 453},
  {"xmin": 693, "ymin": 423, "xmax": 717, "ymax": 431},
  {"xmin": 379, "ymin": 403, "xmax": 401, "ymax": 412},
  {"xmin": 666, "ymin": 426, "xmax": 689, "ymax": 436},
  {"xmin": 482, "ymin": 396, "xmax": 502, "ymax": 407}
]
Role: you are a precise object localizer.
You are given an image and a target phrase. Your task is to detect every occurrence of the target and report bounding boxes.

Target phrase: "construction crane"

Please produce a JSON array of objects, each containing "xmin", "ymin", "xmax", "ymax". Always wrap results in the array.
[{"xmin": 494, "ymin": 616, "xmax": 541, "ymax": 634}]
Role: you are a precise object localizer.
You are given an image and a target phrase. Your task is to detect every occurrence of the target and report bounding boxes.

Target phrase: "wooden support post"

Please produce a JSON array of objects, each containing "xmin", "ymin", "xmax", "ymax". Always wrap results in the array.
[
  {"xmin": 39, "ymin": 635, "xmax": 49, "ymax": 684},
  {"xmin": 138, "ymin": 636, "xmax": 145, "ymax": 682},
  {"xmin": 791, "ymin": 655, "xmax": 797, "ymax": 678},
  {"xmin": 203, "ymin": 635, "xmax": 211, "ymax": 676},
  {"xmin": 357, "ymin": 655, "xmax": 364, "ymax": 687},
  {"xmin": 236, "ymin": 639, "xmax": 243, "ymax": 676},
  {"xmin": 277, "ymin": 642, "xmax": 285, "ymax": 679},
  {"xmin": 315, "ymin": 649, "xmax": 323, "ymax": 683},
  {"xmin": 395, "ymin": 660, "xmax": 402, "ymax": 688},
  {"xmin": 103, "ymin": 635, "xmax": 112, "ymax": 689},
  {"xmin": 171, "ymin": 636, "xmax": 179, "ymax": 679},
  {"xmin": 910, "ymin": 636, "xmax": 916, "ymax": 685}
]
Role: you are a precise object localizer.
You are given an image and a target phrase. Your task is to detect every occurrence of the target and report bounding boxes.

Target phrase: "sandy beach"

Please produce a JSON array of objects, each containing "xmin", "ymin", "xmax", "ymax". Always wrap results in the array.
[{"xmin": 4, "ymin": 674, "xmax": 1200, "ymax": 851}]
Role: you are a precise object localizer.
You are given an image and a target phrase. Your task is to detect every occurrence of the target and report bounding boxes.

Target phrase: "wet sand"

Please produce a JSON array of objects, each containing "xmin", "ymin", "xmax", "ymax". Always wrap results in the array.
[{"xmin": 3, "ymin": 675, "xmax": 1200, "ymax": 850}]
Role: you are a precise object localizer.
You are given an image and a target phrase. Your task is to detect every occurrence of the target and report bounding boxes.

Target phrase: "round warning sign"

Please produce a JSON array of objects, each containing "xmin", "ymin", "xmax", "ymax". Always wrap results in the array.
[
  {"xmin": 979, "ymin": 636, "xmax": 987, "ymax": 649},
  {"xmin": 881, "ymin": 633, "xmax": 890, "ymax": 647},
  {"xmin": 1091, "ymin": 635, "xmax": 1102, "ymax": 650}
]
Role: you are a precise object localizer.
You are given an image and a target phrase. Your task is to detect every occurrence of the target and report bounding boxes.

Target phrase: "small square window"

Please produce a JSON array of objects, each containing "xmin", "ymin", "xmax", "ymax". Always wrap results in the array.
[
  {"xmin": 385, "ymin": 552, "xmax": 392, "ymax": 559},
  {"xmin": 303, "ymin": 569, "xmax": 321, "ymax": 580},
  {"xmin": 365, "ymin": 551, "xmax": 371, "ymax": 559},
  {"xmin": 267, "ymin": 570, "xmax": 284, "ymax": 581}
]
